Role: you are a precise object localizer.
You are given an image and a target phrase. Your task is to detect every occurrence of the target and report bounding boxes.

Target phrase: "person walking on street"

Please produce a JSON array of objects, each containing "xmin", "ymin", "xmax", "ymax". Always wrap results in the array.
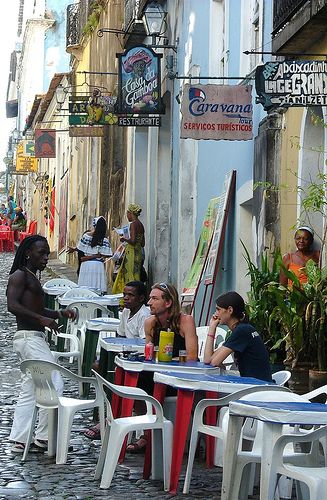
[{"xmin": 7, "ymin": 235, "xmax": 76, "ymax": 453}]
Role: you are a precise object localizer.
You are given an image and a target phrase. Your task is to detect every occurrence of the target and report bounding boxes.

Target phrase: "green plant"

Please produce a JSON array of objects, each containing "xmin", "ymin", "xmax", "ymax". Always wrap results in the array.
[
  {"xmin": 83, "ymin": 0, "xmax": 106, "ymax": 37},
  {"xmin": 241, "ymin": 241, "xmax": 284, "ymax": 362}
]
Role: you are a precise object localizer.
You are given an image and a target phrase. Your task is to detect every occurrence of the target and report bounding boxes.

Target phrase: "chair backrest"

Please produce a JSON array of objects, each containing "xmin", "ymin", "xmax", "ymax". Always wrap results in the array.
[
  {"xmin": 43, "ymin": 278, "xmax": 78, "ymax": 290},
  {"xmin": 68, "ymin": 301, "xmax": 111, "ymax": 328},
  {"xmin": 92, "ymin": 370, "xmax": 164, "ymax": 422},
  {"xmin": 20, "ymin": 359, "xmax": 61, "ymax": 408},
  {"xmin": 197, "ymin": 326, "xmax": 228, "ymax": 361},
  {"xmin": 56, "ymin": 332, "xmax": 81, "ymax": 353},
  {"xmin": 272, "ymin": 370, "xmax": 291, "ymax": 386},
  {"xmin": 61, "ymin": 288, "xmax": 99, "ymax": 300}
]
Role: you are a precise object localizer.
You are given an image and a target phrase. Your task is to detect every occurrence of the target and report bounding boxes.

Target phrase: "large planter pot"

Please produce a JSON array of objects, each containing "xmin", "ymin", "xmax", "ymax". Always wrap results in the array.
[
  {"xmin": 284, "ymin": 362, "xmax": 311, "ymax": 395},
  {"xmin": 309, "ymin": 369, "xmax": 327, "ymax": 400}
]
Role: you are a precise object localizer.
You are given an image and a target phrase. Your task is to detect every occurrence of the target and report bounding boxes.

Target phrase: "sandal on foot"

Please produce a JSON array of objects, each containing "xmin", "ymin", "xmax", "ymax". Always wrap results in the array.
[
  {"xmin": 34, "ymin": 439, "xmax": 48, "ymax": 450},
  {"xmin": 126, "ymin": 437, "xmax": 147, "ymax": 454},
  {"xmin": 83, "ymin": 425, "xmax": 101, "ymax": 440},
  {"xmin": 11, "ymin": 442, "xmax": 46, "ymax": 454}
]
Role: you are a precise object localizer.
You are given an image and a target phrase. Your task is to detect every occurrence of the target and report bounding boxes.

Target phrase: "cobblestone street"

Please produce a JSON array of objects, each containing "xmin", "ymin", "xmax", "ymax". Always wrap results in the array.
[{"xmin": 0, "ymin": 253, "xmax": 223, "ymax": 499}]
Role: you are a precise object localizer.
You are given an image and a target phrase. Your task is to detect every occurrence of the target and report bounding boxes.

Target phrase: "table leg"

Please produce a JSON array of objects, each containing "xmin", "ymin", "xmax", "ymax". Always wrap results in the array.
[
  {"xmin": 205, "ymin": 390, "xmax": 218, "ymax": 467},
  {"xmin": 118, "ymin": 371, "xmax": 139, "ymax": 463},
  {"xmin": 221, "ymin": 414, "xmax": 244, "ymax": 500},
  {"xmin": 82, "ymin": 329, "xmax": 100, "ymax": 397},
  {"xmin": 169, "ymin": 389, "xmax": 194, "ymax": 494},
  {"xmin": 259, "ymin": 422, "xmax": 282, "ymax": 500},
  {"xmin": 112, "ymin": 366, "xmax": 124, "ymax": 418},
  {"xmin": 143, "ymin": 383, "xmax": 168, "ymax": 480}
]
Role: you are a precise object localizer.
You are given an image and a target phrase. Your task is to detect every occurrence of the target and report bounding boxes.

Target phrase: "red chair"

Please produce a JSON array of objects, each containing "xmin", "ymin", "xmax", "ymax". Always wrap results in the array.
[
  {"xmin": 19, "ymin": 220, "xmax": 37, "ymax": 241},
  {"xmin": 0, "ymin": 229, "xmax": 14, "ymax": 251}
]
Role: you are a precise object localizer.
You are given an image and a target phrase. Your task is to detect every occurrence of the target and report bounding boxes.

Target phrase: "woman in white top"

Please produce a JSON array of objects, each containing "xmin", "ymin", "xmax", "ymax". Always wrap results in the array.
[{"xmin": 76, "ymin": 216, "xmax": 112, "ymax": 293}]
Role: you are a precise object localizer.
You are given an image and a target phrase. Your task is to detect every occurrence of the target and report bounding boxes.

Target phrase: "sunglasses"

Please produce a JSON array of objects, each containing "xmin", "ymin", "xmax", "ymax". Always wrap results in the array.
[{"xmin": 158, "ymin": 282, "xmax": 173, "ymax": 299}]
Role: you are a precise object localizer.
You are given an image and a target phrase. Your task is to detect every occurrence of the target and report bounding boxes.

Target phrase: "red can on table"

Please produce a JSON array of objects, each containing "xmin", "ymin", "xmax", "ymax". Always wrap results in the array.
[{"xmin": 145, "ymin": 342, "xmax": 154, "ymax": 361}]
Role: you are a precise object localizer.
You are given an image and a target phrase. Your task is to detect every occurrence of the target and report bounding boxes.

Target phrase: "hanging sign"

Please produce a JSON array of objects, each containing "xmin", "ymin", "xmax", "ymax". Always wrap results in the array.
[
  {"xmin": 15, "ymin": 142, "xmax": 38, "ymax": 173},
  {"xmin": 69, "ymin": 126, "xmax": 105, "ymax": 137},
  {"xmin": 69, "ymin": 93, "xmax": 118, "ymax": 125},
  {"xmin": 116, "ymin": 45, "xmax": 165, "ymax": 114},
  {"xmin": 256, "ymin": 60, "xmax": 327, "ymax": 110},
  {"xmin": 35, "ymin": 129, "xmax": 56, "ymax": 158},
  {"xmin": 181, "ymin": 84, "xmax": 253, "ymax": 141},
  {"xmin": 118, "ymin": 116, "xmax": 161, "ymax": 127},
  {"xmin": 22, "ymin": 140, "xmax": 35, "ymax": 157}
]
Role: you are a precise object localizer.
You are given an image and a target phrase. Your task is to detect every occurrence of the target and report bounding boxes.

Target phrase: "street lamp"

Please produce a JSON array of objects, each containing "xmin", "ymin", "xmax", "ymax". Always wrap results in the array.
[
  {"xmin": 55, "ymin": 84, "xmax": 66, "ymax": 111},
  {"xmin": 142, "ymin": 1, "xmax": 166, "ymax": 45}
]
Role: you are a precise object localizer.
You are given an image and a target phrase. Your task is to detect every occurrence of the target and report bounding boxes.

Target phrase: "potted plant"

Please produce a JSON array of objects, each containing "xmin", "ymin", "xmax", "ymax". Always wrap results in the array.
[{"xmin": 242, "ymin": 242, "xmax": 286, "ymax": 369}]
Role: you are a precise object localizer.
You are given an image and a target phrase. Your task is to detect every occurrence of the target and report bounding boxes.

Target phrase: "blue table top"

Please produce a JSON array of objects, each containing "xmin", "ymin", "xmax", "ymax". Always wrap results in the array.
[
  {"xmin": 102, "ymin": 337, "xmax": 145, "ymax": 346},
  {"xmin": 236, "ymin": 400, "xmax": 327, "ymax": 412},
  {"xmin": 162, "ymin": 371, "xmax": 275, "ymax": 385},
  {"xmin": 142, "ymin": 360, "xmax": 217, "ymax": 369}
]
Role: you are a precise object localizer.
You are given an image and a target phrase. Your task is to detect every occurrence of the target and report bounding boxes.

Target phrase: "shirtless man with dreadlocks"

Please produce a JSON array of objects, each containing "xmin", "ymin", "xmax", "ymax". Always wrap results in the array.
[{"xmin": 7, "ymin": 235, "xmax": 76, "ymax": 453}]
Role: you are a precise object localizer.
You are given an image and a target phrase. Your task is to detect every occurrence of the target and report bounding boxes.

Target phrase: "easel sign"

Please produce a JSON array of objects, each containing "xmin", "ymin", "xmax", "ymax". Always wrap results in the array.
[
  {"xmin": 199, "ymin": 170, "xmax": 236, "ymax": 324},
  {"xmin": 181, "ymin": 197, "xmax": 220, "ymax": 312}
]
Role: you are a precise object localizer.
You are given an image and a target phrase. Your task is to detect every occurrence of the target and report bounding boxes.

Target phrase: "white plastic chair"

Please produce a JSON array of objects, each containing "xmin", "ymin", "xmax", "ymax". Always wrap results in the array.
[
  {"xmin": 59, "ymin": 288, "xmax": 100, "ymax": 300},
  {"xmin": 220, "ymin": 390, "xmax": 325, "ymax": 500},
  {"xmin": 66, "ymin": 301, "xmax": 111, "ymax": 361},
  {"xmin": 43, "ymin": 278, "xmax": 78, "ymax": 291},
  {"xmin": 20, "ymin": 359, "xmax": 104, "ymax": 464},
  {"xmin": 272, "ymin": 370, "xmax": 291, "ymax": 386},
  {"xmin": 183, "ymin": 385, "xmax": 290, "ymax": 494},
  {"xmin": 196, "ymin": 326, "xmax": 228, "ymax": 362},
  {"xmin": 93, "ymin": 371, "xmax": 173, "ymax": 491},
  {"xmin": 265, "ymin": 426, "xmax": 327, "ymax": 500},
  {"xmin": 52, "ymin": 333, "xmax": 83, "ymax": 394}
]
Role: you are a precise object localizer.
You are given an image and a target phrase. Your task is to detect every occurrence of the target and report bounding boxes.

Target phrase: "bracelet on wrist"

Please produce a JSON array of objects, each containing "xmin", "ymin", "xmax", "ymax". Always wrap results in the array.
[{"xmin": 207, "ymin": 333, "xmax": 215, "ymax": 339}]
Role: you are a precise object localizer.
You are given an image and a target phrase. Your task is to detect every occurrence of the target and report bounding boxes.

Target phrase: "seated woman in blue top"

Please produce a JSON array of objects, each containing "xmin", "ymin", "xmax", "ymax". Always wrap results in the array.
[{"xmin": 204, "ymin": 291, "xmax": 272, "ymax": 382}]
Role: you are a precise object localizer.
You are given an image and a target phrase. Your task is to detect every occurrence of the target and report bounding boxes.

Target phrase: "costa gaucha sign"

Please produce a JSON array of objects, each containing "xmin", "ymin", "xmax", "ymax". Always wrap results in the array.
[
  {"xmin": 256, "ymin": 60, "xmax": 327, "ymax": 110},
  {"xmin": 116, "ymin": 45, "xmax": 165, "ymax": 114}
]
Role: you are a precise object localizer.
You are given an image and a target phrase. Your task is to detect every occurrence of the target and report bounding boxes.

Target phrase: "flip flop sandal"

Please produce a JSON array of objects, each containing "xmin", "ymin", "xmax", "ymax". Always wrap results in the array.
[
  {"xmin": 11, "ymin": 442, "xmax": 46, "ymax": 454},
  {"xmin": 83, "ymin": 425, "xmax": 101, "ymax": 440},
  {"xmin": 126, "ymin": 439, "xmax": 147, "ymax": 454}
]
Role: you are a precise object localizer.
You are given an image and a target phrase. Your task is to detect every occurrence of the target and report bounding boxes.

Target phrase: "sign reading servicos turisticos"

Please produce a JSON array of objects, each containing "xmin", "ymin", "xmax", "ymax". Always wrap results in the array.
[
  {"xmin": 180, "ymin": 84, "xmax": 253, "ymax": 141},
  {"xmin": 256, "ymin": 60, "xmax": 327, "ymax": 110}
]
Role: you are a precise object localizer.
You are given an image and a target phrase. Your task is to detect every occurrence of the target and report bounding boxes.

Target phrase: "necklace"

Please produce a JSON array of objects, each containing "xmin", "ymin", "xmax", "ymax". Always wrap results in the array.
[{"xmin": 24, "ymin": 266, "xmax": 40, "ymax": 281}]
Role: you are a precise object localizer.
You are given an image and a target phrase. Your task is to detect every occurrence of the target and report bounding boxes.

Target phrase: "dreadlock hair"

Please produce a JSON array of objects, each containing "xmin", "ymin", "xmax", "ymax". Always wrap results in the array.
[
  {"xmin": 9, "ymin": 235, "xmax": 48, "ymax": 275},
  {"xmin": 152, "ymin": 282, "xmax": 181, "ymax": 334},
  {"xmin": 91, "ymin": 217, "xmax": 107, "ymax": 247}
]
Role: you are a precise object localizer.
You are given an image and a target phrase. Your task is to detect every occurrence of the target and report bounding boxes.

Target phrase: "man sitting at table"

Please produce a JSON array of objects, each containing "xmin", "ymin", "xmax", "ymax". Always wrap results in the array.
[
  {"xmin": 204, "ymin": 291, "xmax": 272, "ymax": 382},
  {"xmin": 126, "ymin": 282, "xmax": 198, "ymax": 453},
  {"xmin": 83, "ymin": 280, "xmax": 150, "ymax": 440},
  {"xmin": 117, "ymin": 281, "xmax": 151, "ymax": 338}
]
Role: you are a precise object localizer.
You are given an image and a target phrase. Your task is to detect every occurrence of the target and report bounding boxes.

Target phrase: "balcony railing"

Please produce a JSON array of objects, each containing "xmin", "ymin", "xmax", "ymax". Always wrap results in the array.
[
  {"xmin": 273, "ymin": 0, "xmax": 307, "ymax": 34},
  {"xmin": 66, "ymin": 0, "xmax": 91, "ymax": 49}
]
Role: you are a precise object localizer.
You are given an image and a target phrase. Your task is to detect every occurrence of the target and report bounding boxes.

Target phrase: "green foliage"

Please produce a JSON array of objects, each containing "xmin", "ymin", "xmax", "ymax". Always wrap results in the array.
[
  {"xmin": 241, "ymin": 241, "xmax": 284, "ymax": 362},
  {"xmin": 83, "ymin": 0, "xmax": 106, "ymax": 37}
]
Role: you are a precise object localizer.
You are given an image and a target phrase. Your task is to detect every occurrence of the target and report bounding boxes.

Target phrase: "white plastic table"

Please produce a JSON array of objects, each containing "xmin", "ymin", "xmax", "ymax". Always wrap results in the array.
[
  {"xmin": 57, "ymin": 294, "xmax": 123, "ymax": 308},
  {"xmin": 222, "ymin": 400, "xmax": 327, "ymax": 500},
  {"xmin": 153, "ymin": 371, "xmax": 276, "ymax": 494}
]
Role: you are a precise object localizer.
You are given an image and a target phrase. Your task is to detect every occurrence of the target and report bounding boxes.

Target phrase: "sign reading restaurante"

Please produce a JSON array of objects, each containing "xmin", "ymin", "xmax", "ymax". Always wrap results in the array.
[
  {"xmin": 180, "ymin": 84, "xmax": 253, "ymax": 141},
  {"xmin": 116, "ymin": 45, "xmax": 164, "ymax": 114},
  {"xmin": 255, "ymin": 60, "xmax": 327, "ymax": 110}
]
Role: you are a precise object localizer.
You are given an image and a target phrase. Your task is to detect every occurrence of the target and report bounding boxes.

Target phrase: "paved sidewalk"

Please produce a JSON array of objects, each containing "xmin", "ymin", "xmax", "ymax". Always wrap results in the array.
[
  {"xmin": 0, "ymin": 252, "xmax": 224, "ymax": 499},
  {"xmin": 46, "ymin": 258, "xmax": 78, "ymax": 283}
]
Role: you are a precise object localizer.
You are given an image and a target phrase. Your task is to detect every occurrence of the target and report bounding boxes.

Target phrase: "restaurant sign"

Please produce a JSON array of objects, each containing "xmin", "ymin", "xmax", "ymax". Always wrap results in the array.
[
  {"xmin": 180, "ymin": 84, "xmax": 253, "ymax": 141},
  {"xmin": 116, "ymin": 45, "xmax": 164, "ymax": 114},
  {"xmin": 35, "ymin": 129, "xmax": 56, "ymax": 158},
  {"xmin": 118, "ymin": 116, "xmax": 161, "ymax": 127},
  {"xmin": 69, "ymin": 93, "xmax": 118, "ymax": 126},
  {"xmin": 256, "ymin": 60, "xmax": 327, "ymax": 110}
]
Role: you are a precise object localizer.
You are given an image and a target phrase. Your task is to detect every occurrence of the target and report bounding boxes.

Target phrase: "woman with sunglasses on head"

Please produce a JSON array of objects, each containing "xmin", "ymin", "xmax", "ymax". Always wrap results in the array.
[
  {"xmin": 279, "ymin": 226, "xmax": 320, "ymax": 288},
  {"xmin": 204, "ymin": 291, "xmax": 272, "ymax": 382}
]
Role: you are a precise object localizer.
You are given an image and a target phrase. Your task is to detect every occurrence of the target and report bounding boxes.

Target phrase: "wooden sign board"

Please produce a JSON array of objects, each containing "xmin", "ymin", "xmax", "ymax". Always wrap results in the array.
[{"xmin": 69, "ymin": 126, "xmax": 105, "ymax": 137}]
